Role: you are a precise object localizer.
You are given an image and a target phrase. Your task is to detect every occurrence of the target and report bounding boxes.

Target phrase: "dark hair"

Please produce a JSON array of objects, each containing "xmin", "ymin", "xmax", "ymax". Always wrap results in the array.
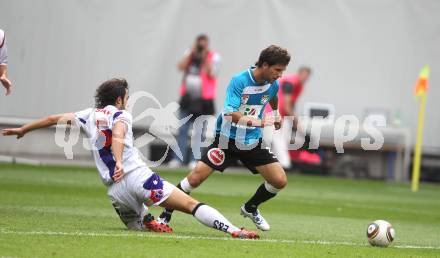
[
  {"xmin": 255, "ymin": 45, "xmax": 291, "ymax": 67},
  {"xmin": 298, "ymin": 66, "xmax": 312, "ymax": 74},
  {"xmin": 94, "ymin": 78, "xmax": 128, "ymax": 108},
  {"xmin": 196, "ymin": 34, "xmax": 209, "ymax": 42}
]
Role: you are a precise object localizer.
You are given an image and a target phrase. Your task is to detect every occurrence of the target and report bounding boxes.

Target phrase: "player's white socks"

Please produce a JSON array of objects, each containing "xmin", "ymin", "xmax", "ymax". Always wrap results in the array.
[
  {"xmin": 192, "ymin": 203, "xmax": 240, "ymax": 234},
  {"xmin": 180, "ymin": 177, "xmax": 195, "ymax": 193},
  {"xmin": 264, "ymin": 181, "xmax": 282, "ymax": 194}
]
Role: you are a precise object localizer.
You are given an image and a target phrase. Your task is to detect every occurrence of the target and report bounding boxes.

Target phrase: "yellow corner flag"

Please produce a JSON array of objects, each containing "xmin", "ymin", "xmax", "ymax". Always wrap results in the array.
[
  {"xmin": 411, "ymin": 65, "xmax": 429, "ymax": 192},
  {"xmin": 415, "ymin": 66, "xmax": 429, "ymax": 96}
]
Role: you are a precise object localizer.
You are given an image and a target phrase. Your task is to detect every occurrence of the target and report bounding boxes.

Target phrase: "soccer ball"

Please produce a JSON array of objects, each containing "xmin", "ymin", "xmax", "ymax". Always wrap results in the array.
[{"xmin": 366, "ymin": 220, "xmax": 395, "ymax": 247}]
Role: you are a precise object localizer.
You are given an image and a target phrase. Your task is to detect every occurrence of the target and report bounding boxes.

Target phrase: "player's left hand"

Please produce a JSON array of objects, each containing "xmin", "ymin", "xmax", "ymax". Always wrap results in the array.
[
  {"xmin": 0, "ymin": 76, "xmax": 12, "ymax": 96},
  {"xmin": 273, "ymin": 115, "xmax": 282, "ymax": 130},
  {"xmin": 113, "ymin": 161, "xmax": 125, "ymax": 183},
  {"xmin": 2, "ymin": 127, "xmax": 25, "ymax": 139}
]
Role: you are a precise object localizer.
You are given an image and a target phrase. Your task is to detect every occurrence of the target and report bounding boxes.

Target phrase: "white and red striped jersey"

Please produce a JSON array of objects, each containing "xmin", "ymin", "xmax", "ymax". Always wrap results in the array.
[{"xmin": 74, "ymin": 105, "xmax": 148, "ymax": 185}]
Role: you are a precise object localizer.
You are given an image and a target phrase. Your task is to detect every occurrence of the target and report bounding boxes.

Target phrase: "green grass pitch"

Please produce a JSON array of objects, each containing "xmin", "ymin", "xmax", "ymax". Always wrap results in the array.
[{"xmin": 0, "ymin": 163, "xmax": 439, "ymax": 257}]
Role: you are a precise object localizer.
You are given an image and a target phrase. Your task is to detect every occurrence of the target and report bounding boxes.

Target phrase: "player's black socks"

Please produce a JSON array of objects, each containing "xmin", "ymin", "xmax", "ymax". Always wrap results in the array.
[
  {"xmin": 159, "ymin": 209, "xmax": 174, "ymax": 221},
  {"xmin": 158, "ymin": 183, "xmax": 189, "ymax": 222},
  {"xmin": 300, "ymin": 133, "xmax": 319, "ymax": 153},
  {"xmin": 244, "ymin": 183, "xmax": 276, "ymax": 213}
]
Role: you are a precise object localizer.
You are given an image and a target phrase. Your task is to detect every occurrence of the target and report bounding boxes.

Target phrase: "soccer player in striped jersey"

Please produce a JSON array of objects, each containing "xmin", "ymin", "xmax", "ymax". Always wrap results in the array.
[
  {"xmin": 159, "ymin": 45, "xmax": 290, "ymax": 231},
  {"xmin": 2, "ymin": 78, "xmax": 258, "ymax": 239}
]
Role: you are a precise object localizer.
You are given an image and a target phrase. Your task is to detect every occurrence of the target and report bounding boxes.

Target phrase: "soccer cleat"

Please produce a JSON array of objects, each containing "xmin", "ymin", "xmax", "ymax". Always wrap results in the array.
[
  {"xmin": 143, "ymin": 213, "xmax": 173, "ymax": 233},
  {"xmin": 240, "ymin": 205, "xmax": 270, "ymax": 231},
  {"xmin": 231, "ymin": 228, "xmax": 260, "ymax": 239}
]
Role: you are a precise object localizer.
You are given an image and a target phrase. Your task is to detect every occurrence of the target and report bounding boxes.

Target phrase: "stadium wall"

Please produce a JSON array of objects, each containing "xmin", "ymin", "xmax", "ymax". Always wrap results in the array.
[{"xmin": 1, "ymin": 0, "xmax": 439, "ymax": 157}]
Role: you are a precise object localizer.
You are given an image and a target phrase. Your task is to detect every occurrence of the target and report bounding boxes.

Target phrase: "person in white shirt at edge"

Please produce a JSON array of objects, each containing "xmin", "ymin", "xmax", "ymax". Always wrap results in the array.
[
  {"xmin": 2, "ymin": 78, "xmax": 259, "ymax": 239},
  {"xmin": 0, "ymin": 29, "xmax": 12, "ymax": 96}
]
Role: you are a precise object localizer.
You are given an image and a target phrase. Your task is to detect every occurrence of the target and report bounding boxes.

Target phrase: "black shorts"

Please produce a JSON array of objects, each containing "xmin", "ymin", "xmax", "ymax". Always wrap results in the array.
[{"xmin": 200, "ymin": 134, "xmax": 279, "ymax": 174}]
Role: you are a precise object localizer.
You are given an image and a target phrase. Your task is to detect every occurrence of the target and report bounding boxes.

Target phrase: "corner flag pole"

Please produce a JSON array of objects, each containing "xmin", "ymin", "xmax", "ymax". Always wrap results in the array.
[
  {"xmin": 411, "ymin": 93, "xmax": 426, "ymax": 192},
  {"xmin": 411, "ymin": 65, "xmax": 429, "ymax": 192}
]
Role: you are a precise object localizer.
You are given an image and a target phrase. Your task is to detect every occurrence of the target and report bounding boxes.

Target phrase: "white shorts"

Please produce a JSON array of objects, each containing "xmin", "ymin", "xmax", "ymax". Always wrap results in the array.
[{"xmin": 107, "ymin": 167, "xmax": 175, "ymax": 230}]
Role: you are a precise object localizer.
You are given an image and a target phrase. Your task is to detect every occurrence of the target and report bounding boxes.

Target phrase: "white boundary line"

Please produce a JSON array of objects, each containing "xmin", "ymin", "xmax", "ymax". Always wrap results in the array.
[{"xmin": 1, "ymin": 229, "xmax": 439, "ymax": 250}]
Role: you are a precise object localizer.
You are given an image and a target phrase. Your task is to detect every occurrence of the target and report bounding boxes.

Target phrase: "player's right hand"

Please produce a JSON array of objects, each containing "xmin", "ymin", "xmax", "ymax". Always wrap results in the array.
[
  {"xmin": 273, "ymin": 115, "xmax": 282, "ymax": 130},
  {"xmin": 2, "ymin": 128, "xmax": 25, "ymax": 139},
  {"xmin": 113, "ymin": 161, "xmax": 125, "ymax": 183}
]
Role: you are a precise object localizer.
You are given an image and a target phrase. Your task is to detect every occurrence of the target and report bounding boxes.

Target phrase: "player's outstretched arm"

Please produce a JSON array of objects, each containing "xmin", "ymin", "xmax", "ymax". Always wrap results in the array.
[{"xmin": 2, "ymin": 113, "xmax": 75, "ymax": 139}]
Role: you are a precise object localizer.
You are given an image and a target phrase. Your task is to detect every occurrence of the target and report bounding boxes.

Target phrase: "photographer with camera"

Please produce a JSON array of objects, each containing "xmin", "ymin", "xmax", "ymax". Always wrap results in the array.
[{"xmin": 168, "ymin": 34, "xmax": 221, "ymax": 168}]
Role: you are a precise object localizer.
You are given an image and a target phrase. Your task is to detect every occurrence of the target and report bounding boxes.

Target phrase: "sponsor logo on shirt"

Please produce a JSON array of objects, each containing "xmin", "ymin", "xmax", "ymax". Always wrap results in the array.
[
  {"xmin": 261, "ymin": 95, "xmax": 269, "ymax": 104},
  {"xmin": 244, "ymin": 107, "xmax": 257, "ymax": 116}
]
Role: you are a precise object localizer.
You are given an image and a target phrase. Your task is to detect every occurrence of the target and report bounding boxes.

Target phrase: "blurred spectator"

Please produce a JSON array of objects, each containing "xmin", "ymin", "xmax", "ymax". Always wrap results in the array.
[
  {"xmin": 266, "ymin": 66, "xmax": 312, "ymax": 169},
  {"xmin": 0, "ymin": 29, "xmax": 12, "ymax": 96},
  {"xmin": 168, "ymin": 34, "xmax": 221, "ymax": 168}
]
